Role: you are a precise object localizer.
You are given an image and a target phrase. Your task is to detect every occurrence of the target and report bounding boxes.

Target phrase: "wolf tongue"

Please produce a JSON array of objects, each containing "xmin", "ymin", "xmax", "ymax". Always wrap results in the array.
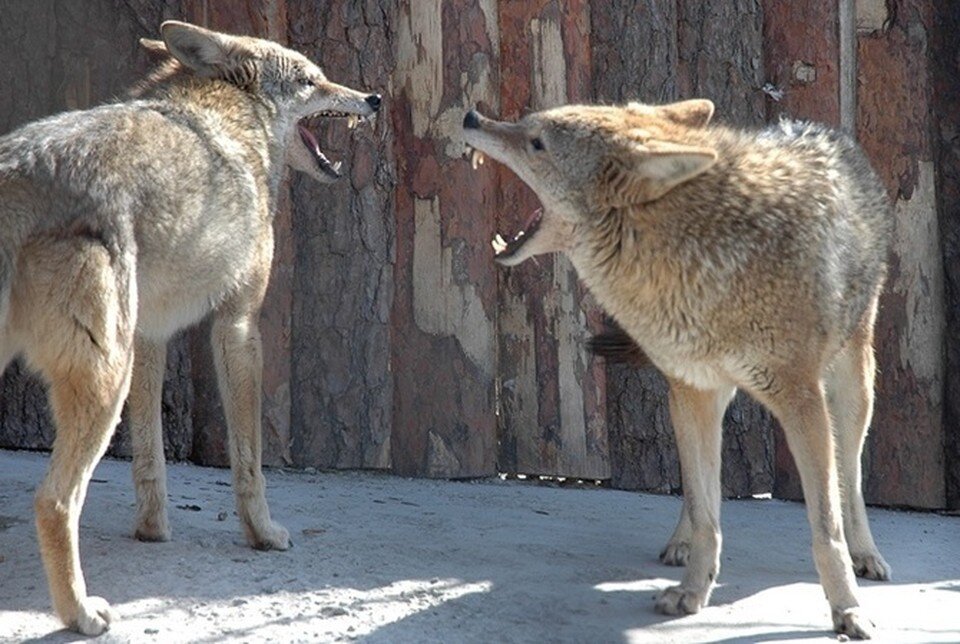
[
  {"xmin": 297, "ymin": 123, "xmax": 321, "ymax": 154},
  {"xmin": 298, "ymin": 123, "xmax": 341, "ymax": 178}
]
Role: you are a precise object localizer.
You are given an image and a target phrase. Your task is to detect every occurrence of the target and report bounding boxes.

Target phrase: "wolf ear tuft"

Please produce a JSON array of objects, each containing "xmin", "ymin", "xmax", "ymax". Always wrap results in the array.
[
  {"xmin": 599, "ymin": 140, "xmax": 717, "ymax": 206},
  {"xmin": 139, "ymin": 38, "xmax": 172, "ymax": 64},
  {"xmin": 657, "ymin": 99, "xmax": 715, "ymax": 128},
  {"xmin": 160, "ymin": 21, "xmax": 244, "ymax": 77}
]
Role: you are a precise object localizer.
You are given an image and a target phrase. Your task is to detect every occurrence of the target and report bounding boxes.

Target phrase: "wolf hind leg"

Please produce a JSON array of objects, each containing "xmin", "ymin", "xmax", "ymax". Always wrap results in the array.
[
  {"xmin": 825, "ymin": 297, "xmax": 889, "ymax": 581},
  {"xmin": 655, "ymin": 380, "xmax": 734, "ymax": 616},
  {"xmin": 769, "ymin": 378, "xmax": 872, "ymax": 639},
  {"xmin": 212, "ymin": 307, "xmax": 290, "ymax": 551},
  {"xmin": 18, "ymin": 235, "xmax": 136, "ymax": 635},
  {"xmin": 129, "ymin": 337, "xmax": 171, "ymax": 542}
]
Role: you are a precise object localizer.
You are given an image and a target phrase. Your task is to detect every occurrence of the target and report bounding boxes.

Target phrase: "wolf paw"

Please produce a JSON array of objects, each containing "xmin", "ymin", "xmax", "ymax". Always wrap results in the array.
[
  {"xmin": 69, "ymin": 595, "xmax": 115, "ymax": 636},
  {"xmin": 833, "ymin": 607, "xmax": 874, "ymax": 639},
  {"xmin": 659, "ymin": 541, "xmax": 690, "ymax": 566},
  {"xmin": 654, "ymin": 585, "xmax": 707, "ymax": 616},
  {"xmin": 249, "ymin": 520, "xmax": 291, "ymax": 551},
  {"xmin": 135, "ymin": 515, "xmax": 171, "ymax": 542},
  {"xmin": 852, "ymin": 551, "xmax": 891, "ymax": 581}
]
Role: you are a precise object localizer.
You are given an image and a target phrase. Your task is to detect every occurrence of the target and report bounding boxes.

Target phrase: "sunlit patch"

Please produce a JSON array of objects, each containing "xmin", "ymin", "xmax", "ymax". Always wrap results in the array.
[
  {"xmin": 593, "ymin": 578, "xmax": 676, "ymax": 593},
  {"xmin": 111, "ymin": 578, "xmax": 493, "ymax": 640}
]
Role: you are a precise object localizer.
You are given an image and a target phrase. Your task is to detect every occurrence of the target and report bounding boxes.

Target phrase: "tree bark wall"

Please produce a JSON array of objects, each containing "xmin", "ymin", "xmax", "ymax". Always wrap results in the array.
[{"xmin": 0, "ymin": 0, "xmax": 954, "ymax": 509}]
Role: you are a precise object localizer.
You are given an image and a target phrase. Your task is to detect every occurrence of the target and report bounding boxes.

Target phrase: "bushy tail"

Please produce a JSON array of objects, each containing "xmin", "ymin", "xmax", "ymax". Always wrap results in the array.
[{"xmin": 585, "ymin": 321, "xmax": 651, "ymax": 367}]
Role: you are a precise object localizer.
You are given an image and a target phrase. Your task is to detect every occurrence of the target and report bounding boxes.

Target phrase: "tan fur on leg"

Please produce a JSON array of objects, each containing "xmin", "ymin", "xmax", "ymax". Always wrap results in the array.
[
  {"xmin": 130, "ymin": 337, "xmax": 171, "ymax": 542},
  {"xmin": 769, "ymin": 380, "xmax": 873, "ymax": 639},
  {"xmin": 16, "ymin": 236, "xmax": 135, "ymax": 634},
  {"xmin": 826, "ymin": 296, "xmax": 890, "ymax": 581},
  {"xmin": 655, "ymin": 380, "xmax": 735, "ymax": 615},
  {"xmin": 212, "ymin": 310, "xmax": 289, "ymax": 551}
]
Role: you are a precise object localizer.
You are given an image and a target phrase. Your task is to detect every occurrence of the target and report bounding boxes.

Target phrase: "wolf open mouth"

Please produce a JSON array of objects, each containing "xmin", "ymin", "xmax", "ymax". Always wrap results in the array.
[
  {"xmin": 491, "ymin": 207, "xmax": 543, "ymax": 260},
  {"xmin": 464, "ymin": 143, "xmax": 544, "ymax": 261},
  {"xmin": 297, "ymin": 110, "xmax": 369, "ymax": 179}
]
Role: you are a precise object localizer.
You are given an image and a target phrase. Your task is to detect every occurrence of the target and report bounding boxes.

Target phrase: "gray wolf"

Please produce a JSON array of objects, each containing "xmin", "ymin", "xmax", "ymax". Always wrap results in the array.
[
  {"xmin": 0, "ymin": 21, "xmax": 379, "ymax": 634},
  {"xmin": 463, "ymin": 100, "xmax": 891, "ymax": 638}
]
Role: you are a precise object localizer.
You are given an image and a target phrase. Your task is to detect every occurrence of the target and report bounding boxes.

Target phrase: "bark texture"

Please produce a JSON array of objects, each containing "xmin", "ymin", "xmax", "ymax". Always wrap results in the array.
[
  {"xmin": 287, "ymin": 1, "xmax": 395, "ymax": 471},
  {"xmin": 596, "ymin": 0, "xmax": 775, "ymax": 498},
  {"xmin": 0, "ymin": 1, "xmax": 953, "ymax": 509},
  {"xmin": 496, "ymin": 0, "xmax": 609, "ymax": 480}
]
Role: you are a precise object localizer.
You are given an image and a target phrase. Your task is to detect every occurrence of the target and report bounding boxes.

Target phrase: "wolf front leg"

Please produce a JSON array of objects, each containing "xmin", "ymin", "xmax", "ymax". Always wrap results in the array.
[
  {"xmin": 211, "ymin": 306, "xmax": 290, "ymax": 551},
  {"xmin": 772, "ymin": 379, "xmax": 873, "ymax": 639},
  {"xmin": 660, "ymin": 495, "xmax": 692, "ymax": 566},
  {"xmin": 129, "ymin": 337, "xmax": 171, "ymax": 541},
  {"xmin": 655, "ymin": 380, "xmax": 735, "ymax": 616}
]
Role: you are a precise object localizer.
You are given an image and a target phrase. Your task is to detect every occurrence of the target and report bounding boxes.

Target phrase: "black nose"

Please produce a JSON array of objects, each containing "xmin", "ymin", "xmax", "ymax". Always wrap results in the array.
[
  {"xmin": 463, "ymin": 110, "xmax": 480, "ymax": 129},
  {"xmin": 365, "ymin": 94, "xmax": 382, "ymax": 112}
]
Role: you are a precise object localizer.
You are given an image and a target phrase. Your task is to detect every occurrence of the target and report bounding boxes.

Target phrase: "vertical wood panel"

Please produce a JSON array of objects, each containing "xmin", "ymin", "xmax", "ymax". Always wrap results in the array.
[
  {"xmin": 599, "ymin": 0, "xmax": 774, "ymax": 497},
  {"xmin": 591, "ymin": 0, "xmax": 680, "ymax": 493},
  {"xmin": 389, "ymin": 0, "xmax": 498, "ymax": 477},
  {"xmin": 288, "ymin": 1, "xmax": 396, "ymax": 470},
  {"xmin": 856, "ymin": 0, "xmax": 945, "ymax": 508},
  {"xmin": 932, "ymin": 2, "xmax": 960, "ymax": 509},
  {"xmin": 677, "ymin": 0, "xmax": 774, "ymax": 498},
  {"xmin": 0, "ymin": 0, "xmax": 196, "ymax": 462},
  {"xmin": 762, "ymin": 0, "xmax": 842, "ymax": 501},
  {"xmin": 496, "ymin": 0, "xmax": 609, "ymax": 480}
]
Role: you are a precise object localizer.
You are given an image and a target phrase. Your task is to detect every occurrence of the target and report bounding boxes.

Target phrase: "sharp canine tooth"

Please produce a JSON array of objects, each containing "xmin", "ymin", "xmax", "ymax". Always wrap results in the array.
[
  {"xmin": 332, "ymin": 161, "xmax": 342, "ymax": 172},
  {"xmin": 471, "ymin": 149, "xmax": 481, "ymax": 170},
  {"xmin": 492, "ymin": 234, "xmax": 507, "ymax": 254},
  {"xmin": 477, "ymin": 152, "xmax": 485, "ymax": 165},
  {"xmin": 348, "ymin": 115, "xmax": 358, "ymax": 129}
]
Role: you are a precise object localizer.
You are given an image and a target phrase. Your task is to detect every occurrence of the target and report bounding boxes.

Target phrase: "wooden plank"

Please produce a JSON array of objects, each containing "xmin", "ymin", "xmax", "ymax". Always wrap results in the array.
[
  {"xmin": 592, "ymin": 0, "xmax": 680, "ymax": 493},
  {"xmin": 388, "ymin": 0, "xmax": 499, "ymax": 477},
  {"xmin": 495, "ymin": 0, "xmax": 609, "ymax": 480},
  {"xmin": 761, "ymin": 0, "xmax": 842, "ymax": 501},
  {"xmin": 287, "ymin": 1, "xmax": 395, "ymax": 470},
  {"xmin": 600, "ymin": 0, "xmax": 774, "ymax": 497},
  {"xmin": 181, "ymin": 1, "xmax": 293, "ymax": 468},
  {"xmin": 0, "ymin": 0, "xmax": 197, "ymax": 461},
  {"xmin": 932, "ymin": 1, "xmax": 960, "ymax": 509},
  {"xmin": 856, "ymin": 0, "xmax": 945, "ymax": 508}
]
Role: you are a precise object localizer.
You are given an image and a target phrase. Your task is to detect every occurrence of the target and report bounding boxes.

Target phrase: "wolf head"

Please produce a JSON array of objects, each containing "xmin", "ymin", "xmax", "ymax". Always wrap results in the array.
[
  {"xmin": 144, "ymin": 21, "xmax": 381, "ymax": 183},
  {"xmin": 462, "ymin": 100, "xmax": 717, "ymax": 265}
]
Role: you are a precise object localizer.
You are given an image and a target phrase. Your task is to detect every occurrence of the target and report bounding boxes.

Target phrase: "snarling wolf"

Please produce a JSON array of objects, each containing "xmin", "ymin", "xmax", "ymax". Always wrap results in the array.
[
  {"xmin": 0, "ymin": 21, "xmax": 379, "ymax": 634},
  {"xmin": 463, "ymin": 100, "xmax": 892, "ymax": 638}
]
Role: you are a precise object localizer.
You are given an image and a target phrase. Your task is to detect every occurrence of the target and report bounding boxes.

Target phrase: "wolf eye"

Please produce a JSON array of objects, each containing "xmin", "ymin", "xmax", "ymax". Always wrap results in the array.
[
  {"xmin": 298, "ymin": 77, "xmax": 313, "ymax": 86},
  {"xmin": 530, "ymin": 137, "xmax": 545, "ymax": 151}
]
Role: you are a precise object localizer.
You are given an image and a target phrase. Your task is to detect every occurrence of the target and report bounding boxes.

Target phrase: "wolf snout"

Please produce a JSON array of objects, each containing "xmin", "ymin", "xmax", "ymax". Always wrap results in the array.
[
  {"xmin": 463, "ymin": 110, "xmax": 480, "ymax": 130},
  {"xmin": 365, "ymin": 94, "xmax": 382, "ymax": 112}
]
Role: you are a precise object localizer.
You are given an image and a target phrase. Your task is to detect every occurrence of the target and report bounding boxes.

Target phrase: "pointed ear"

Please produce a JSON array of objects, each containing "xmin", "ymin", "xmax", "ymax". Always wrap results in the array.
[
  {"xmin": 160, "ymin": 21, "xmax": 245, "ymax": 77},
  {"xmin": 139, "ymin": 38, "xmax": 172, "ymax": 64},
  {"xmin": 598, "ymin": 140, "xmax": 717, "ymax": 206},
  {"xmin": 656, "ymin": 99, "xmax": 715, "ymax": 128}
]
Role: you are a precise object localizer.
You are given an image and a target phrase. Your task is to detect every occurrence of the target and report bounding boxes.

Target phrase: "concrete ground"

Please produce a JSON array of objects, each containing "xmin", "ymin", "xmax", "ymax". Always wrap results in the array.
[{"xmin": 0, "ymin": 449, "xmax": 957, "ymax": 643}]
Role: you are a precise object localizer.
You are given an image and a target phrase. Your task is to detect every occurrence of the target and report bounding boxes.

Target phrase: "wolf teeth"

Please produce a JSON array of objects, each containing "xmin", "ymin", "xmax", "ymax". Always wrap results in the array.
[
  {"xmin": 332, "ymin": 161, "xmax": 342, "ymax": 173},
  {"xmin": 347, "ymin": 114, "xmax": 359, "ymax": 129},
  {"xmin": 492, "ymin": 233, "xmax": 507, "ymax": 254},
  {"xmin": 471, "ymin": 148, "xmax": 485, "ymax": 170}
]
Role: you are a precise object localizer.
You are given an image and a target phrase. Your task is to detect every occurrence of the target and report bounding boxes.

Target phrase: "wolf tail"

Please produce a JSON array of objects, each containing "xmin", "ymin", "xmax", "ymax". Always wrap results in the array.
[{"xmin": 586, "ymin": 322, "xmax": 651, "ymax": 367}]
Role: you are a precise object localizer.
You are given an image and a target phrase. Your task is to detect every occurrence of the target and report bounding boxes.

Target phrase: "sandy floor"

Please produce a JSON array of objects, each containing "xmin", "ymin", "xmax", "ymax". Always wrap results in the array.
[{"xmin": 0, "ymin": 449, "xmax": 958, "ymax": 643}]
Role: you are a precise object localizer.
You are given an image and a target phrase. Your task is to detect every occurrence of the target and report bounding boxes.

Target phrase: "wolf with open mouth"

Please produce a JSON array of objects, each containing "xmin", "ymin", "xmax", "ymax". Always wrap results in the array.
[
  {"xmin": 0, "ymin": 20, "xmax": 379, "ymax": 635},
  {"xmin": 463, "ymin": 100, "xmax": 892, "ymax": 639}
]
